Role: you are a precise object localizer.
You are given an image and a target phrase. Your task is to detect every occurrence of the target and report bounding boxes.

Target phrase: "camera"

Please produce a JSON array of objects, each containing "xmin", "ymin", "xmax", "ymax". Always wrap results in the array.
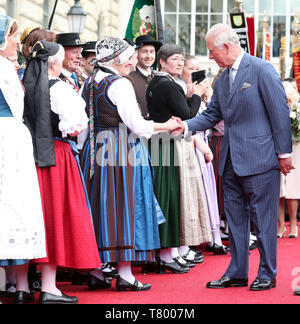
[{"xmin": 191, "ymin": 70, "xmax": 206, "ymax": 84}]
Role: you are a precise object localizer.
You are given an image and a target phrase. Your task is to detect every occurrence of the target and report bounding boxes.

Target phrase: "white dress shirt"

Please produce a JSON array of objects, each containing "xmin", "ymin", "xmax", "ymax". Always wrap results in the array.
[
  {"xmin": 77, "ymin": 67, "xmax": 155, "ymax": 149},
  {"xmin": 49, "ymin": 77, "xmax": 88, "ymax": 138}
]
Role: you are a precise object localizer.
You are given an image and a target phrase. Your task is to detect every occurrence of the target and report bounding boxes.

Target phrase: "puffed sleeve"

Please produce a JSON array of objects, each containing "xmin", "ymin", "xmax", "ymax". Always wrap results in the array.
[
  {"xmin": 50, "ymin": 80, "xmax": 89, "ymax": 138},
  {"xmin": 108, "ymin": 78, "xmax": 155, "ymax": 139}
]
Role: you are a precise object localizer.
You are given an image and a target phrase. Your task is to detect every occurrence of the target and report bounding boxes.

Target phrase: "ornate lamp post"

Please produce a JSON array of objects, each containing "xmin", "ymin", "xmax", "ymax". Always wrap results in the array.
[{"xmin": 67, "ymin": 0, "xmax": 87, "ymax": 34}]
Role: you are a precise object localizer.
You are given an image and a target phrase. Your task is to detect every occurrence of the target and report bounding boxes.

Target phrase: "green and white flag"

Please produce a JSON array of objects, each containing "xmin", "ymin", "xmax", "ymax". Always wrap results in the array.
[{"xmin": 125, "ymin": 0, "xmax": 164, "ymax": 43}]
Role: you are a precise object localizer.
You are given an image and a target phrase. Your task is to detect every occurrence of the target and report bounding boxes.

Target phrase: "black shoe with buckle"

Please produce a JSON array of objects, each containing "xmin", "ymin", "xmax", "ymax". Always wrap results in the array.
[
  {"xmin": 157, "ymin": 259, "xmax": 190, "ymax": 274},
  {"xmin": 173, "ymin": 256, "xmax": 196, "ymax": 268},
  {"xmin": 116, "ymin": 277, "xmax": 151, "ymax": 292}
]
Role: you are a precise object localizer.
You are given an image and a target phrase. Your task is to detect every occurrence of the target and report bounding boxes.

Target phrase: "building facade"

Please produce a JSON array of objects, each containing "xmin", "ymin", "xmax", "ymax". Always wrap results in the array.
[
  {"xmin": 0, "ymin": 0, "xmax": 127, "ymax": 42},
  {"xmin": 161, "ymin": 0, "xmax": 300, "ymax": 76},
  {"xmin": 0, "ymin": 0, "xmax": 298, "ymax": 78}
]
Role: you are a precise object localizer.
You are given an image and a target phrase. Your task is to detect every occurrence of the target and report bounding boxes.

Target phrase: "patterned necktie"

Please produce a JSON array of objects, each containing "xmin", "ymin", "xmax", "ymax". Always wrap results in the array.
[{"xmin": 71, "ymin": 73, "xmax": 79, "ymax": 88}]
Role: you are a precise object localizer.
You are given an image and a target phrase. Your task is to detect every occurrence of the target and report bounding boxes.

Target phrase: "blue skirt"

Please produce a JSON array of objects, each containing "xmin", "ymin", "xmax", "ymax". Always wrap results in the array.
[
  {"xmin": 80, "ymin": 127, "xmax": 162, "ymax": 263},
  {"xmin": 0, "ymin": 259, "xmax": 28, "ymax": 266}
]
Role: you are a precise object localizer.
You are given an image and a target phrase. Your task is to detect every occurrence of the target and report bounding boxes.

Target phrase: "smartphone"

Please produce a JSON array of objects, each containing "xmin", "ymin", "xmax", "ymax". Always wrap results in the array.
[{"xmin": 191, "ymin": 70, "xmax": 206, "ymax": 84}]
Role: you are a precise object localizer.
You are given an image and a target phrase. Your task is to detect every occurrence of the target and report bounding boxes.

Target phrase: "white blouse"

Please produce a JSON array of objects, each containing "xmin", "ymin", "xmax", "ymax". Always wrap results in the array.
[
  {"xmin": 49, "ymin": 77, "xmax": 88, "ymax": 138},
  {"xmin": 94, "ymin": 68, "xmax": 155, "ymax": 138}
]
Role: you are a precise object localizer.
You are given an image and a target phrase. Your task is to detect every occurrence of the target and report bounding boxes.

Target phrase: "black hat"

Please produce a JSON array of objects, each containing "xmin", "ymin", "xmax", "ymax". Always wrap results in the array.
[
  {"xmin": 135, "ymin": 35, "xmax": 162, "ymax": 52},
  {"xmin": 82, "ymin": 41, "xmax": 97, "ymax": 53},
  {"xmin": 31, "ymin": 40, "xmax": 60, "ymax": 58},
  {"xmin": 124, "ymin": 38, "xmax": 143, "ymax": 50},
  {"xmin": 56, "ymin": 33, "xmax": 84, "ymax": 47}
]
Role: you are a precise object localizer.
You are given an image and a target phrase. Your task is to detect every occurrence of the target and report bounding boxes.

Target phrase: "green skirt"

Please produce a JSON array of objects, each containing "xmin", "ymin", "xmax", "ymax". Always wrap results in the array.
[{"xmin": 149, "ymin": 136, "xmax": 180, "ymax": 248}]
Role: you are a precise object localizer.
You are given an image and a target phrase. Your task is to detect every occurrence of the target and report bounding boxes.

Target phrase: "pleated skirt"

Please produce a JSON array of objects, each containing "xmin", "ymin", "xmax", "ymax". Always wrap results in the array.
[
  {"xmin": 209, "ymin": 135, "xmax": 225, "ymax": 217},
  {"xmin": 34, "ymin": 140, "xmax": 101, "ymax": 270},
  {"xmin": 0, "ymin": 118, "xmax": 46, "ymax": 265},
  {"xmin": 81, "ymin": 128, "xmax": 161, "ymax": 263},
  {"xmin": 194, "ymin": 134, "xmax": 221, "ymax": 232},
  {"xmin": 149, "ymin": 136, "xmax": 181, "ymax": 248},
  {"xmin": 175, "ymin": 138, "xmax": 212, "ymax": 246}
]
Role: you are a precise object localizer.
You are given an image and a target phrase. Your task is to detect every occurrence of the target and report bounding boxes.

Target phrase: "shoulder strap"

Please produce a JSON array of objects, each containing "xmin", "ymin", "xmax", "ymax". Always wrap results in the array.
[{"xmin": 49, "ymin": 79, "xmax": 60, "ymax": 88}]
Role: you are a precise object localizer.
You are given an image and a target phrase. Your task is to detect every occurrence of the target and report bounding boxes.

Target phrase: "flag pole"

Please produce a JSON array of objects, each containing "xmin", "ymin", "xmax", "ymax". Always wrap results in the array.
[{"xmin": 48, "ymin": 0, "xmax": 59, "ymax": 30}]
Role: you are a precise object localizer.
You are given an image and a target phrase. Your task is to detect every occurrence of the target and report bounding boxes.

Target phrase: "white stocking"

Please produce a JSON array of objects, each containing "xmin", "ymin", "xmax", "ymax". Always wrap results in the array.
[
  {"xmin": 15, "ymin": 263, "xmax": 30, "ymax": 293},
  {"xmin": 159, "ymin": 249, "xmax": 174, "ymax": 263},
  {"xmin": 118, "ymin": 262, "xmax": 143, "ymax": 287},
  {"xmin": 179, "ymin": 246, "xmax": 189, "ymax": 256},
  {"xmin": 213, "ymin": 225, "xmax": 223, "ymax": 246},
  {"xmin": 40, "ymin": 264, "xmax": 62, "ymax": 296}
]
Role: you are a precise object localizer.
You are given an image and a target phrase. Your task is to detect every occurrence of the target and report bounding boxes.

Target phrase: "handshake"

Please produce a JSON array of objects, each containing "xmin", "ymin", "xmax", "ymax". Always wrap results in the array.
[{"xmin": 165, "ymin": 116, "xmax": 186, "ymax": 137}]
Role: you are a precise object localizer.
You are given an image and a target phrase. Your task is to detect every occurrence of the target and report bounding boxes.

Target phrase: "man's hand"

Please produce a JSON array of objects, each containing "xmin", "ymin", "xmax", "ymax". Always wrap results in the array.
[{"xmin": 279, "ymin": 157, "xmax": 295, "ymax": 176}]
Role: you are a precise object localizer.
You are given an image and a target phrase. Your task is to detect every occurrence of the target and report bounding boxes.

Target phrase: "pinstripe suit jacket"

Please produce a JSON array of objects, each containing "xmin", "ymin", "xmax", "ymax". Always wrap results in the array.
[{"xmin": 187, "ymin": 52, "xmax": 292, "ymax": 177}]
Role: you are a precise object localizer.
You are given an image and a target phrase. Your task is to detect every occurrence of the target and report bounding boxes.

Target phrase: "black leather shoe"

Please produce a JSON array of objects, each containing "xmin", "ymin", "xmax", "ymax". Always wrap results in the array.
[
  {"xmin": 101, "ymin": 264, "xmax": 119, "ymax": 278},
  {"xmin": 294, "ymin": 288, "xmax": 300, "ymax": 295},
  {"xmin": 39, "ymin": 292, "xmax": 78, "ymax": 304},
  {"xmin": 14, "ymin": 291, "xmax": 35, "ymax": 304},
  {"xmin": 207, "ymin": 275, "xmax": 248, "ymax": 289},
  {"xmin": 173, "ymin": 256, "xmax": 196, "ymax": 268},
  {"xmin": 157, "ymin": 259, "xmax": 190, "ymax": 274},
  {"xmin": 250, "ymin": 278, "xmax": 276, "ymax": 291},
  {"xmin": 206, "ymin": 243, "xmax": 229, "ymax": 255},
  {"xmin": 182, "ymin": 250, "xmax": 204, "ymax": 264},
  {"xmin": 87, "ymin": 274, "xmax": 113, "ymax": 291},
  {"xmin": 116, "ymin": 277, "xmax": 151, "ymax": 292}
]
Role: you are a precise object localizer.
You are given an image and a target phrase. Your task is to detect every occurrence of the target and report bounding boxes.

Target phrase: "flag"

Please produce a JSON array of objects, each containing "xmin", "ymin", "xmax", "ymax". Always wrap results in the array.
[
  {"xmin": 292, "ymin": 34, "xmax": 300, "ymax": 92},
  {"xmin": 125, "ymin": 0, "xmax": 164, "ymax": 43},
  {"xmin": 246, "ymin": 17, "xmax": 255, "ymax": 56}
]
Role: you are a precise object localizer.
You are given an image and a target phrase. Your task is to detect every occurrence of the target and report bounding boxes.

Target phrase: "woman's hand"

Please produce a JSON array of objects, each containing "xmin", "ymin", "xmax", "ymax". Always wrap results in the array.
[
  {"xmin": 193, "ymin": 79, "xmax": 210, "ymax": 97},
  {"xmin": 193, "ymin": 136, "xmax": 213, "ymax": 163},
  {"xmin": 69, "ymin": 130, "xmax": 81, "ymax": 137}
]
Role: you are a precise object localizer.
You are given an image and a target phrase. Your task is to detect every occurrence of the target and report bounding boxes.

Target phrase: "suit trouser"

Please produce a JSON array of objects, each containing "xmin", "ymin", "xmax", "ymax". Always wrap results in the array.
[{"xmin": 222, "ymin": 154, "xmax": 280, "ymax": 281}]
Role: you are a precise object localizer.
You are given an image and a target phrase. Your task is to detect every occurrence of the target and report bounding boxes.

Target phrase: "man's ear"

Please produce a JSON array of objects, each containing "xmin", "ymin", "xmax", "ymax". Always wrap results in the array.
[{"xmin": 223, "ymin": 43, "xmax": 230, "ymax": 53}]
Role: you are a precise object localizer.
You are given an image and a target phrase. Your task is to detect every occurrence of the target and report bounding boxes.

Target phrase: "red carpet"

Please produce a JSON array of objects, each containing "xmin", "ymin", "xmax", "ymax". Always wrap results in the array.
[
  {"xmin": 2, "ymin": 224, "xmax": 300, "ymax": 305},
  {"xmin": 61, "ymin": 224, "xmax": 300, "ymax": 305}
]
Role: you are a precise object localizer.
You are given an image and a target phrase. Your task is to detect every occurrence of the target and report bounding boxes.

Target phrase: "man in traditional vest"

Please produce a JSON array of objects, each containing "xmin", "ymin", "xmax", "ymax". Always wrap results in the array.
[{"xmin": 126, "ymin": 35, "xmax": 162, "ymax": 119}]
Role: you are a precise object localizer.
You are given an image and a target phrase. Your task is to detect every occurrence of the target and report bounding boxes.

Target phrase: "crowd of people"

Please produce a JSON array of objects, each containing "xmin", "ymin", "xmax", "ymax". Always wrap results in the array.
[{"xmin": 0, "ymin": 12, "xmax": 299, "ymax": 304}]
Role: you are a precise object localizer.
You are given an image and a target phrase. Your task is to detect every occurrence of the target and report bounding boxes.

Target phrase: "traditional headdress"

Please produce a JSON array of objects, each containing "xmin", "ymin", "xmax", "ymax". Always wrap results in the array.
[
  {"xmin": 23, "ymin": 40, "xmax": 61, "ymax": 167},
  {"xmin": 0, "ymin": 14, "xmax": 16, "ymax": 51},
  {"xmin": 96, "ymin": 37, "xmax": 135, "ymax": 64},
  {"xmin": 20, "ymin": 25, "xmax": 40, "ymax": 44}
]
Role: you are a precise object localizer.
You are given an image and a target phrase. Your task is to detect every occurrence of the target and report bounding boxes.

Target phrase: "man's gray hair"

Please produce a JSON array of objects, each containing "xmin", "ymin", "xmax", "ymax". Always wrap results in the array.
[{"xmin": 206, "ymin": 24, "xmax": 240, "ymax": 49}]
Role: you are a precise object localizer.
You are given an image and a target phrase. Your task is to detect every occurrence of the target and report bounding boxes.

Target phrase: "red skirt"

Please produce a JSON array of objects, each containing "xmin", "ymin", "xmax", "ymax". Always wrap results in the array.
[{"xmin": 34, "ymin": 140, "xmax": 101, "ymax": 270}]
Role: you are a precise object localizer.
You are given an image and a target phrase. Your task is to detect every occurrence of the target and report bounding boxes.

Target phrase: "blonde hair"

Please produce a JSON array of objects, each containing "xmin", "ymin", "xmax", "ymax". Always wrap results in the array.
[{"xmin": 283, "ymin": 81, "xmax": 300, "ymax": 106}]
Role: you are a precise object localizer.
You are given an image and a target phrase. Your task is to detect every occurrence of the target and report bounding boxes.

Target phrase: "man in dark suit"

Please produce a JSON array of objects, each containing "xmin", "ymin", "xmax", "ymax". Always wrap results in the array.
[
  {"xmin": 174, "ymin": 24, "xmax": 294, "ymax": 291},
  {"xmin": 125, "ymin": 35, "xmax": 162, "ymax": 118}
]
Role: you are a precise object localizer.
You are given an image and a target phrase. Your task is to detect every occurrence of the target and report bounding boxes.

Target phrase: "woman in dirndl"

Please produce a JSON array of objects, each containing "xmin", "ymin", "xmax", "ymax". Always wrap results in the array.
[
  {"xmin": 80, "ymin": 38, "xmax": 180, "ymax": 291},
  {"xmin": 22, "ymin": 40, "xmax": 101, "ymax": 304},
  {"xmin": 146, "ymin": 44, "xmax": 213, "ymax": 274},
  {"xmin": 0, "ymin": 14, "xmax": 46, "ymax": 304},
  {"xmin": 180, "ymin": 54, "xmax": 228, "ymax": 255}
]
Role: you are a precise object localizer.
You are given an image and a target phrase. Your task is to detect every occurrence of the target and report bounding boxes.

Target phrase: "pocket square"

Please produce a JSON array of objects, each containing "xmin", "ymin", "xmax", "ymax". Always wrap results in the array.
[{"xmin": 241, "ymin": 83, "xmax": 252, "ymax": 90}]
